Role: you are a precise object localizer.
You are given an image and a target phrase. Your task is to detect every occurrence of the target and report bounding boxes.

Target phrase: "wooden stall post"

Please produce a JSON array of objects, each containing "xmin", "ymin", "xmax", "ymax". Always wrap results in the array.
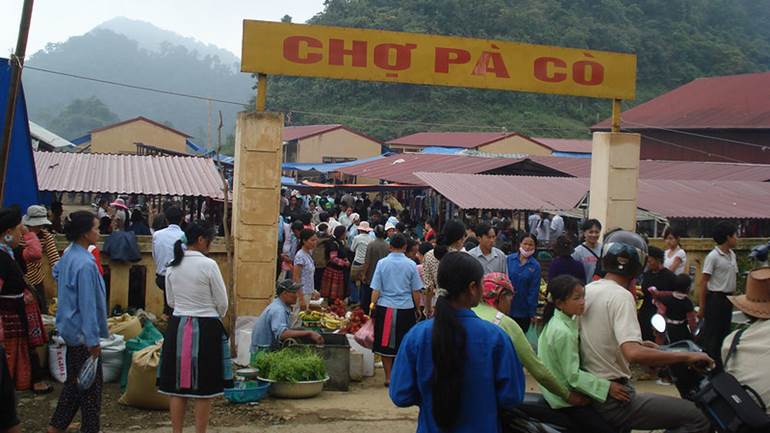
[
  {"xmin": 588, "ymin": 131, "xmax": 641, "ymax": 232},
  {"xmin": 232, "ymin": 111, "xmax": 283, "ymax": 316}
]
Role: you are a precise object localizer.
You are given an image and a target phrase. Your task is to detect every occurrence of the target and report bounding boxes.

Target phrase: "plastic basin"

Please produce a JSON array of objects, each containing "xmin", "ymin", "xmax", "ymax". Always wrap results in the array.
[{"xmin": 258, "ymin": 376, "xmax": 329, "ymax": 399}]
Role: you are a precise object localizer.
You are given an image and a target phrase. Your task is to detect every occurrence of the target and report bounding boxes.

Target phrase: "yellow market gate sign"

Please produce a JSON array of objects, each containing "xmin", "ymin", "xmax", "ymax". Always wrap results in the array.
[{"xmin": 242, "ymin": 20, "xmax": 636, "ymax": 100}]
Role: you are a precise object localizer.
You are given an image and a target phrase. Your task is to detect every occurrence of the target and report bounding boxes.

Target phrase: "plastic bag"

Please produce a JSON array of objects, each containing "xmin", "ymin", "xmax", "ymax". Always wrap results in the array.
[
  {"xmin": 354, "ymin": 319, "xmax": 374, "ymax": 350},
  {"xmin": 49, "ymin": 336, "xmax": 67, "ymax": 383},
  {"xmin": 77, "ymin": 356, "xmax": 100, "ymax": 391},
  {"xmin": 100, "ymin": 334, "xmax": 126, "ymax": 383}
]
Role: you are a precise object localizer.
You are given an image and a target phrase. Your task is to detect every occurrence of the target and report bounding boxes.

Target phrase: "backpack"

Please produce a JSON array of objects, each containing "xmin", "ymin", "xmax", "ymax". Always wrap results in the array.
[
  {"xmin": 693, "ymin": 328, "xmax": 770, "ymax": 433},
  {"xmin": 312, "ymin": 236, "xmax": 331, "ymax": 268},
  {"xmin": 579, "ymin": 243, "xmax": 604, "ymax": 280}
]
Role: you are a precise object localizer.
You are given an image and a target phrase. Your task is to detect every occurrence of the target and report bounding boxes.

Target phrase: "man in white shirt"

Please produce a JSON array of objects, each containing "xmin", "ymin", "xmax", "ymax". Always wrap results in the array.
[
  {"xmin": 580, "ymin": 229, "xmax": 713, "ymax": 433},
  {"xmin": 152, "ymin": 206, "xmax": 184, "ymax": 317},
  {"xmin": 699, "ymin": 221, "xmax": 739, "ymax": 367},
  {"xmin": 550, "ymin": 213, "xmax": 565, "ymax": 240},
  {"xmin": 527, "ymin": 212, "xmax": 541, "ymax": 235},
  {"xmin": 536, "ymin": 212, "xmax": 550, "ymax": 245},
  {"xmin": 350, "ymin": 221, "xmax": 374, "ymax": 304}
]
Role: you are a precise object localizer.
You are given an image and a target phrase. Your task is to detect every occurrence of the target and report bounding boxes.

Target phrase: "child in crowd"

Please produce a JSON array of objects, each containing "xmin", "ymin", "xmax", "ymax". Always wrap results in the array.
[
  {"xmin": 538, "ymin": 275, "xmax": 627, "ymax": 433},
  {"xmin": 656, "ymin": 274, "xmax": 697, "ymax": 343}
]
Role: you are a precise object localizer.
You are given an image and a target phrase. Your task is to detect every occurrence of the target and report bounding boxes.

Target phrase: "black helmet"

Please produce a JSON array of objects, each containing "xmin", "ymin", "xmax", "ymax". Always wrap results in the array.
[{"xmin": 601, "ymin": 229, "xmax": 648, "ymax": 278}]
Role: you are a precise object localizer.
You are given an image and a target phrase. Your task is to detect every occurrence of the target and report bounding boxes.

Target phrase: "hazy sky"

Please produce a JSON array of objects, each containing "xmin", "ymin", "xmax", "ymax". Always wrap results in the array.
[{"xmin": 1, "ymin": 0, "xmax": 327, "ymax": 57}]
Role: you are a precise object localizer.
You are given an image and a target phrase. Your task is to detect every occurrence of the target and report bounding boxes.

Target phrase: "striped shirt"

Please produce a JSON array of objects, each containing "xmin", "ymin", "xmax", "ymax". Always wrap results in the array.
[{"xmin": 20, "ymin": 230, "xmax": 60, "ymax": 286}]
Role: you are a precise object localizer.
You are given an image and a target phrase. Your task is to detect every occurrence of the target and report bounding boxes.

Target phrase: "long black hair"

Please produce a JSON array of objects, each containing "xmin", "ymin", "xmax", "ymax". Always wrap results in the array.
[
  {"xmin": 434, "ymin": 219, "xmax": 465, "ymax": 260},
  {"xmin": 168, "ymin": 221, "xmax": 216, "ymax": 267},
  {"xmin": 432, "ymin": 251, "xmax": 484, "ymax": 430},
  {"xmin": 64, "ymin": 211, "xmax": 96, "ymax": 242},
  {"xmin": 543, "ymin": 275, "xmax": 582, "ymax": 324}
]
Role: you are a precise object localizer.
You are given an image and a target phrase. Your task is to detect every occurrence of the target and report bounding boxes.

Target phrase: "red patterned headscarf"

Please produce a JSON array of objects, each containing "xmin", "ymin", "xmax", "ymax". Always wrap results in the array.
[{"xmin": 482, "ymin": 272, "xmax": 514, "ymax": 306}]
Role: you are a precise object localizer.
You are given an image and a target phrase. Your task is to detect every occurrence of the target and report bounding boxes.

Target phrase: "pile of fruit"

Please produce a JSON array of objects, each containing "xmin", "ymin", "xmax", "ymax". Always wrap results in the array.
[
  {"xmin": 299, "ymin": 310, "xmax": 346, "ymax": 330},
  {"xmin": 340, "ymin": 308, "xmax": 369, "ymax": 334},
  {"xmin": 329, "ymin": 299, "xmax": 347, "ymax": 317}
]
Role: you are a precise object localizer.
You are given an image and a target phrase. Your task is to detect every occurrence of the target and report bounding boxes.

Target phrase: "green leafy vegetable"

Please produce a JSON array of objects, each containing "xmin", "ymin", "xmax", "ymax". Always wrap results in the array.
[{"xmin": 254, "ymin": 348, "xmax": 326, "ymax": 383}]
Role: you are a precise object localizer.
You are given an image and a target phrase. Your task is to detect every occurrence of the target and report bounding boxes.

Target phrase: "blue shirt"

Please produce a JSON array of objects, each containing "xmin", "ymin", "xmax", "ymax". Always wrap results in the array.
[
  {"xmin": 370, "ymin": 252, "xmax": 423, "ymax": 309},
  {"xmin": 390, "ymin": 309, "xmax": 525, "ymax": 433},
  {"xmin": 506, "ymin": 253, "xmax": 542, "ymax": 318},
  {"xmin": 53, "ymin": 243, "xmax": 109, "ymax": 347},
  {"xmin": 250, "ymin": 297, "xmax": 291, "ymax": 351}
]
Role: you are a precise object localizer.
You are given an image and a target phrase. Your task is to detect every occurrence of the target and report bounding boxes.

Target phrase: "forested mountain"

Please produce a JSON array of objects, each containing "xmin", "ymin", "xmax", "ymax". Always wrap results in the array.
[
  {"xmin": 22, "ymin": 1, "xmax": 770, "ymax": 148},
  {"xmin": 24, "ymin": 24, "xmax": 252, "ymax": 146},
  {"xmin": 260, "ymin": 0, "xmax": 770, "ymax": 140}
]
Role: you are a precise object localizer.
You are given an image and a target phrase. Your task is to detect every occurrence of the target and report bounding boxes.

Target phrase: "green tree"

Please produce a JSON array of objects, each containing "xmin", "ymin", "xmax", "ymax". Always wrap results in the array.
[{"xmin": 47, "ymin": 96, "xmax": 119, "ymax": 140}]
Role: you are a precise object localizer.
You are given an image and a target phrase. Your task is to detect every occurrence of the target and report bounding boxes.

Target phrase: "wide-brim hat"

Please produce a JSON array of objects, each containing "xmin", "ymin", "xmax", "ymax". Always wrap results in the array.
[
  {"xmin": 22, "ymin": 205, "xmax": 52, "ymax": 227},
  {"xmin": 110, "ymin": 198, "xmax": 128, "ymax": 210},
  {"xmin": 384, "ymin": 222, "xmax": 396, "ymax": 231},
  {"xmin": 728, "ymin": 267, "xmax": 770, "ymax": 319},
  {"xmin": 356, "ymin": 221, "xmax": 373, "ymax": 232}
]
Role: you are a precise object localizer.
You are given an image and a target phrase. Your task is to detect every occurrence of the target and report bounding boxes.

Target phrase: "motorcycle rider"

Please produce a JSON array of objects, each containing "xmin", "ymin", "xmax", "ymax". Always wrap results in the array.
[
  {"xmin": 722, "ymin": 267, "xmax": 770, "ymax": 414},
  {"xmin": 579, "ymin": 229, "xmax": 714, "ymax": 433}
]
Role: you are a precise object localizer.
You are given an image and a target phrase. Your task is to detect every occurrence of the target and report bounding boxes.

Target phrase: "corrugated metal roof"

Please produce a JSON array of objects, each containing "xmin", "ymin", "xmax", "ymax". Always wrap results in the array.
[
  {"xmin": 532, "ymin": 137, "xmax": 592, "ymax": 154},
  {"xmin": 386, "ymin": 132, "xmax": 519, "ymax": 149},
  {"xmin": 337, "ymin": 153, "xmax": 524, "ymax": 185},
  {"xmin": 415, "ymin": 172, "xmax": 770, "ymax": 219},
  {"xmin": 282, "ymin": 154, "xmax": 385, "ymax": 173},
  {"xmin": 529, "ymin": 156, "xmax": 770, "ymax": 182},
  {"xmin": 34, "ymin": 151, "xmax": 224, "ymax": 198},
  {"xmin": 415, "ymin": 173, "xmax": 587, "ymax": 211},
  {"xmin": 29, "ymin": 121, "xmax": 75, "ymax": 149},
  {"xmin": 283, "ymin": 124, "xmax": 342, "ymax": 141},
  {"xmin": 593, "ymin": 71, "xmax": 770, "ymax": 130}
]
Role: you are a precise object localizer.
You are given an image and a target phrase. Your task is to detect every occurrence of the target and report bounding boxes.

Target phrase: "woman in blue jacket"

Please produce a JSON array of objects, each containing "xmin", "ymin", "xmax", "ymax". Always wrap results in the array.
[
  {"xmin": 507, "ymin": 232, "xmax": 542, "ymax": 333},
  {"xmin": 389, "ymin": 252, "xmax": 524, "ymax": 433}
]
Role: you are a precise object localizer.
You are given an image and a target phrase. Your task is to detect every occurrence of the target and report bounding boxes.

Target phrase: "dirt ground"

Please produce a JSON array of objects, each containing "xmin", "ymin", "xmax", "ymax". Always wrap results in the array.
[{"xmin": 18, "ymin": 368, "xmax": 679, "ymax": 433}]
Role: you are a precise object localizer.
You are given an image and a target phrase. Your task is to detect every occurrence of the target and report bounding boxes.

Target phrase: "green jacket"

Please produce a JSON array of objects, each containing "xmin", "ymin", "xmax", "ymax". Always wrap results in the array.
[
  {"xmin": 472, "ymin": 303, "xmax": 569, "ymax": 401},
  {"xmin": 537, "ymin": 309, "xmax": 610, "ymax": 409}
]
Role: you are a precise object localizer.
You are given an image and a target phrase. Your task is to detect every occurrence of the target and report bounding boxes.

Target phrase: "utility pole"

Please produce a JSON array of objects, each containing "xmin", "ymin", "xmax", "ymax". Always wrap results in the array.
[{"xmin": 0, "ymin": 0, "xmax": 35, "ymax": 204}]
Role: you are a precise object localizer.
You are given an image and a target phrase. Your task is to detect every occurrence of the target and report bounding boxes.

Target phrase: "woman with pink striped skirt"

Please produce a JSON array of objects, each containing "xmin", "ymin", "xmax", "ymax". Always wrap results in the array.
[{"xmin": 157, "ymin": 223, "xmax": 232, "ymax": 433}]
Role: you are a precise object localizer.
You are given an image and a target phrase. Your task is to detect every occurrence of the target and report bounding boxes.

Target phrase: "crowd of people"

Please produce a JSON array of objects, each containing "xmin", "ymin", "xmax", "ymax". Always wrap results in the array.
[
  {"xmin": 272, "ymin": 189, "xmax": 769, "ymax": 433},
  {"xmin": 1, "ymin": 188, "xmax": 769, "ymax": 433}
]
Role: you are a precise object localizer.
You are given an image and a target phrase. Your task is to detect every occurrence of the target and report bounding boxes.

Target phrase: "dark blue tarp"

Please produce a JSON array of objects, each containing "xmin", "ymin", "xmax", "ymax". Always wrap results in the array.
[{"xmin": 0, "ymin": 58, "xmax": 38, "ymax": 209}]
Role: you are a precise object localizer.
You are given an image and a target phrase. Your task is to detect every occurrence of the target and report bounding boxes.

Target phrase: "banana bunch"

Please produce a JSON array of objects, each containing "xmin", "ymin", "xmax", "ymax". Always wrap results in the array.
[
  {"xmin": 299, "ymin": 310, "xmax": 324, "ymax": 322},
  {"xmin": 320, "ymin": 313, "xmax": 344, "ymax": 330}
]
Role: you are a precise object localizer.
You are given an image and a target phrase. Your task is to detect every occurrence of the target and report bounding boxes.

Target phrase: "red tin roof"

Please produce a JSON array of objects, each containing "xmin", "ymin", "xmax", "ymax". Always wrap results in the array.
[
  {"xmin": 282, "ymin": 124, "xmax": 381, "ymax": 144},
  {"xmin": 531, "ymin": 137, "xmax": 592, "ymax": 154},
  {"xmin": 386, "ymin": 132, "xmax": 524, "ymax": 149},
  {"xmin": 593, "ymin": 71, "xmax": 770, "ymax": 130},
  {"xmin": 337, "ymin": 153, "xmax": 524, "ymax": 185},
  {"xmin": 34, "ymin": 151, "xmax": 224, "ymax": 198},
  {"xmin": 414, "ymin": 172, "xmax": 770, "ymax": 219}
]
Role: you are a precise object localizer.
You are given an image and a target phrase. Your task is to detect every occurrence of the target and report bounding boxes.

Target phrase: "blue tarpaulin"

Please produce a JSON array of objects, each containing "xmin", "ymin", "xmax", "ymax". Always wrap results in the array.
[{"xmin": 0, "ymin": 58, "xmax": 39, "ymax": 209}]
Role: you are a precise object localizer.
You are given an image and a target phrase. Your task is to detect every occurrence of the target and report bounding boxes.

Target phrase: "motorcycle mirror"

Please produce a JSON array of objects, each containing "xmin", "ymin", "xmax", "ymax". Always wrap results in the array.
[{"xmin": 651, "ymin": 314, "xmax": 667, "ymax": 333}]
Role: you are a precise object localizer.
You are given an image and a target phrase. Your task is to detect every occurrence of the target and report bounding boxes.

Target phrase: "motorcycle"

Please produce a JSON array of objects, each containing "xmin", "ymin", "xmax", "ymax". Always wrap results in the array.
[
  {"xmin": 501, "ymin": 394, "xmax": 578, "ymax": 433},
  {"xmin": 651, "ymin": 314, "xmax": 770, "ymax": 433}
]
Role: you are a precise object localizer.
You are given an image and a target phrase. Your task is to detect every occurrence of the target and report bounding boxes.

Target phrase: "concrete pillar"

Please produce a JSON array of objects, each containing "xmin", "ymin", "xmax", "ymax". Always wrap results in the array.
[
  {"xmin": 588, "ymin": 132, "xmax": 641, "ymax": 232},
  {"xmin": 233, "ymin": 112, "xmax": 283, "ymax": 316}
]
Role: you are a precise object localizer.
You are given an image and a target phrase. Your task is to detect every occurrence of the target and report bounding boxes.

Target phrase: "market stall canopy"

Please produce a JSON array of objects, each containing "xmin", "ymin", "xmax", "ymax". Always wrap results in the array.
[
  {"xmin": 414, "ymin": 172, "xmax": 770, "ymax": 219},
  {"xmin": 337, "ymin": 153, "xmax": 542, "ymax": 185},
  {"xmin": 529, "ymin": 156, "xmax": 770, "ymax": 182},
  {"xmin": 281, "ymin": 154, "xmax": 385, "ymax": 173},
  {"xmin": 34, "ymin": 151, "xmax": 225, "ymax": 199}
]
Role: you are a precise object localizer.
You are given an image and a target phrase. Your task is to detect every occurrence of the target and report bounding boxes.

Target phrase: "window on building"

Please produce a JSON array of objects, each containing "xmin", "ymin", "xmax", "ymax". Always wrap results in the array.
[
  {"xmin": 322, "ymin": 156, "xmax": 357, "ymax": 163},
  {"xmin": 283, "ymin": 140, "xmax": 298, "ymax": 162}
]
